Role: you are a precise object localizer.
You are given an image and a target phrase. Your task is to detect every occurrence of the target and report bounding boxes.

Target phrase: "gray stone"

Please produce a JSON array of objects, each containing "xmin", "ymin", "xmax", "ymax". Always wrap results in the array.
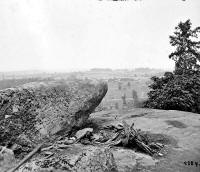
[
  {"xmin": 75, "ymin": 128, "xmax": 93, "ymax": 140},
  {"xmin": 0, "ymin": 80, "xmax": 107, "ymax": 146}
]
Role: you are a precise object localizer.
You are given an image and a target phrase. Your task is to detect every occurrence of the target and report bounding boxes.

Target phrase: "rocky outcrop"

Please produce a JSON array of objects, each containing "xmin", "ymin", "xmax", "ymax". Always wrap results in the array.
[
  {"xmin": 18, "ymin": 145, "xmax": 118, "ymax": 172},
  {"xmin": 0, "ymin": 80, "xmax": 107, "ymax": 146}
]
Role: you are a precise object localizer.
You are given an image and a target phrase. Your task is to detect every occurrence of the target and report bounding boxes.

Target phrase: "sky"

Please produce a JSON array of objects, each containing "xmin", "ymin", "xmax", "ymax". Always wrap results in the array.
[{"xmin": 0, "ymin": 0, "xmax": 200, "ymax": 72}]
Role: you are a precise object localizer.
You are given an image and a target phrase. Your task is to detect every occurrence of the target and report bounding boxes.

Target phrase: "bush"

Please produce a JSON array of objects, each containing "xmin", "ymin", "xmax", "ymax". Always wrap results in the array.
[{"xmin": 144, "ymin": 71, "xmax": 200, "ymax": 113}]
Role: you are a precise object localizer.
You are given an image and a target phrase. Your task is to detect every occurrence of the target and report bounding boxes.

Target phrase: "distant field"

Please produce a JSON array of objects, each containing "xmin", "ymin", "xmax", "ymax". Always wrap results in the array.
[
  {"xmin": 73, "ymin": 69, "xmax": 164, "ymax": 111},
  {"xmin": 99, "ymin": 77, "xmax": 151, "ymax": 110}
]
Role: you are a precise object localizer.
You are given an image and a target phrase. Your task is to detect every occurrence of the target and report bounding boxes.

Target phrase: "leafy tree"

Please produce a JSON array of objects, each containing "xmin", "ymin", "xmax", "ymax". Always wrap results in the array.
[
  {"xmin": 145, "ymin": 20, "xmax": 200, "ymax": 113},
  {"xmin": 169, "ymin": 19, "xmax": 200, "ymax": 74}
]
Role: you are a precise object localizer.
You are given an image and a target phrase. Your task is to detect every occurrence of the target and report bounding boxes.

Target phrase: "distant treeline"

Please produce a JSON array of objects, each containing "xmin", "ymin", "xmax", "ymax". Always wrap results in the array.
[{"xmin": 0, "ymin": 77, "xmax": 52, "ymax": 90}]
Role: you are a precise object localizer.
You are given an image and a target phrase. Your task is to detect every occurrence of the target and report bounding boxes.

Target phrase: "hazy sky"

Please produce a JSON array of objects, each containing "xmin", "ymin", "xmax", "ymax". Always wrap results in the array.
[{"xmin": 0, "ymin": 0, "xmax": 200, "ymax": 72}]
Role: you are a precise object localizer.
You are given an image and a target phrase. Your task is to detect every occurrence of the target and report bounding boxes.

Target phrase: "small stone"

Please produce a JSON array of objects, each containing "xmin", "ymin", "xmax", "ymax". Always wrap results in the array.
[
  {"xmin": 75, "ymin": 128, "xmax": 93, "ymax": 140},
  {"xmin": 65, "ymin": 139, "xmax": 74, "ymax": 144}
]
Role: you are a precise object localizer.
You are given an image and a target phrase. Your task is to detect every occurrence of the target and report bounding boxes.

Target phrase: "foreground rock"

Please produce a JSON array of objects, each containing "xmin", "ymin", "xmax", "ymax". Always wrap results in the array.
[
  {"xmin": 90, "ymin": 108, "xmax": 200, "ymax": 172},
  {"xmin": 0, "ymin": 80, "xmax": 107, "ymax": 147},
  {"xmin": 18, "ymin": 144, "xmax": 118, "ymax": 172},
  {"xmin": 112, "ymin": 148, "xmax": 157, "ymax": 172}
]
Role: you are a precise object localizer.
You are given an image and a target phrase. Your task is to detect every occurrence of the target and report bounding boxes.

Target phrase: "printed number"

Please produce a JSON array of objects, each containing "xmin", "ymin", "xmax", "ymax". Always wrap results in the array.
[{"xmin": 184, "ymin": 161, "xmax": 199, "ymax": 167}]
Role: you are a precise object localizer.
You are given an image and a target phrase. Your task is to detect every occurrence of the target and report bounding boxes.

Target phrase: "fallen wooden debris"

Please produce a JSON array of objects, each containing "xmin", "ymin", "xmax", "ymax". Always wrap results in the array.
[
  {"xmin": 84, "ymin": 120, "xmax": 164, "ymax": 156},
  {"xmin": 60, "ymin": 121, "xmax": 164, "ymax": 156},
  {"xmin": 8, "ymin": 143, "xmax": 44, "ymax": 172},
  {"xmin": 108, "ymin": 120, "xmax": 163, "ymax": 155},
  {"xmin": 8, "ymin": 121, "xmax": 164, "ymax": 171},
  {"xmin": 41, "ymin": 145, "xmax": 53, "ymax": 152},
  {"xmin": 103, "ymin": 122, "xmax": 124, "ymax": 131}
]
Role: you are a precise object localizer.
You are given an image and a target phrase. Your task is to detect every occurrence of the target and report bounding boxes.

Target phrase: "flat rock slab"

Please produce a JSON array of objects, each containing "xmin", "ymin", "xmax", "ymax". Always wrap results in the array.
[
  {"xmin": 0, "ymin": 80, "xmax": 107, "ymax": 146},
  {"xmin": 112, "ymin": 148, "xmax": 157, "ymax": 172},
  {"xmin": 90, "ymin": 108, "xmax": 200, "ymax": 172}
]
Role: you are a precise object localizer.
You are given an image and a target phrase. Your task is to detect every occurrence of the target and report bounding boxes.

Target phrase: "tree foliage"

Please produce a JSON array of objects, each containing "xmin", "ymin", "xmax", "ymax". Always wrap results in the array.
[
  {"xmin": 145, "ymin": 72, "xmax": 200, "ymax": 113},
  {"xmin": 145, "ymin": 20, "xmax": 200, "ymax": 113},
  {"xmin": 169, "ymin": 19, "xmax": 200, "ymax": 74}
]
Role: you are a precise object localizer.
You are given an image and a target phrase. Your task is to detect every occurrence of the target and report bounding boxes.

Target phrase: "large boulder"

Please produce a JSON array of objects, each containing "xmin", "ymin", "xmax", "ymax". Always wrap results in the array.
[{"xmin": 0, "ymin": 80, "xmax": 107, "ymax": 146}]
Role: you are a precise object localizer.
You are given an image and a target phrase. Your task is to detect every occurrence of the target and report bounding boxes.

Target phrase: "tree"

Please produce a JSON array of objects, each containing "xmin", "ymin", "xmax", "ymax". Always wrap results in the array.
[
  {"xmin": 132, "ymin": 89, "xmax": 138, "ymax": 107},
  {"xmin": 121, "ymin": 93, "xmax": 127, "ymax": 105},
  {"xmin": 169, "ymin": 19, "xmax": 200, "ymax": 74},
  {"xmin": 145, "ymin": 20, "xmax": 200, "ymax": 113}
]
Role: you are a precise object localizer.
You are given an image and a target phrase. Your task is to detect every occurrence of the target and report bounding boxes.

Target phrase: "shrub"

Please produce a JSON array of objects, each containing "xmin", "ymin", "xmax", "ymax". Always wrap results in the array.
[{"xmin": 145, "ymin": 72, "xmax": 200, "ymax": 113}]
